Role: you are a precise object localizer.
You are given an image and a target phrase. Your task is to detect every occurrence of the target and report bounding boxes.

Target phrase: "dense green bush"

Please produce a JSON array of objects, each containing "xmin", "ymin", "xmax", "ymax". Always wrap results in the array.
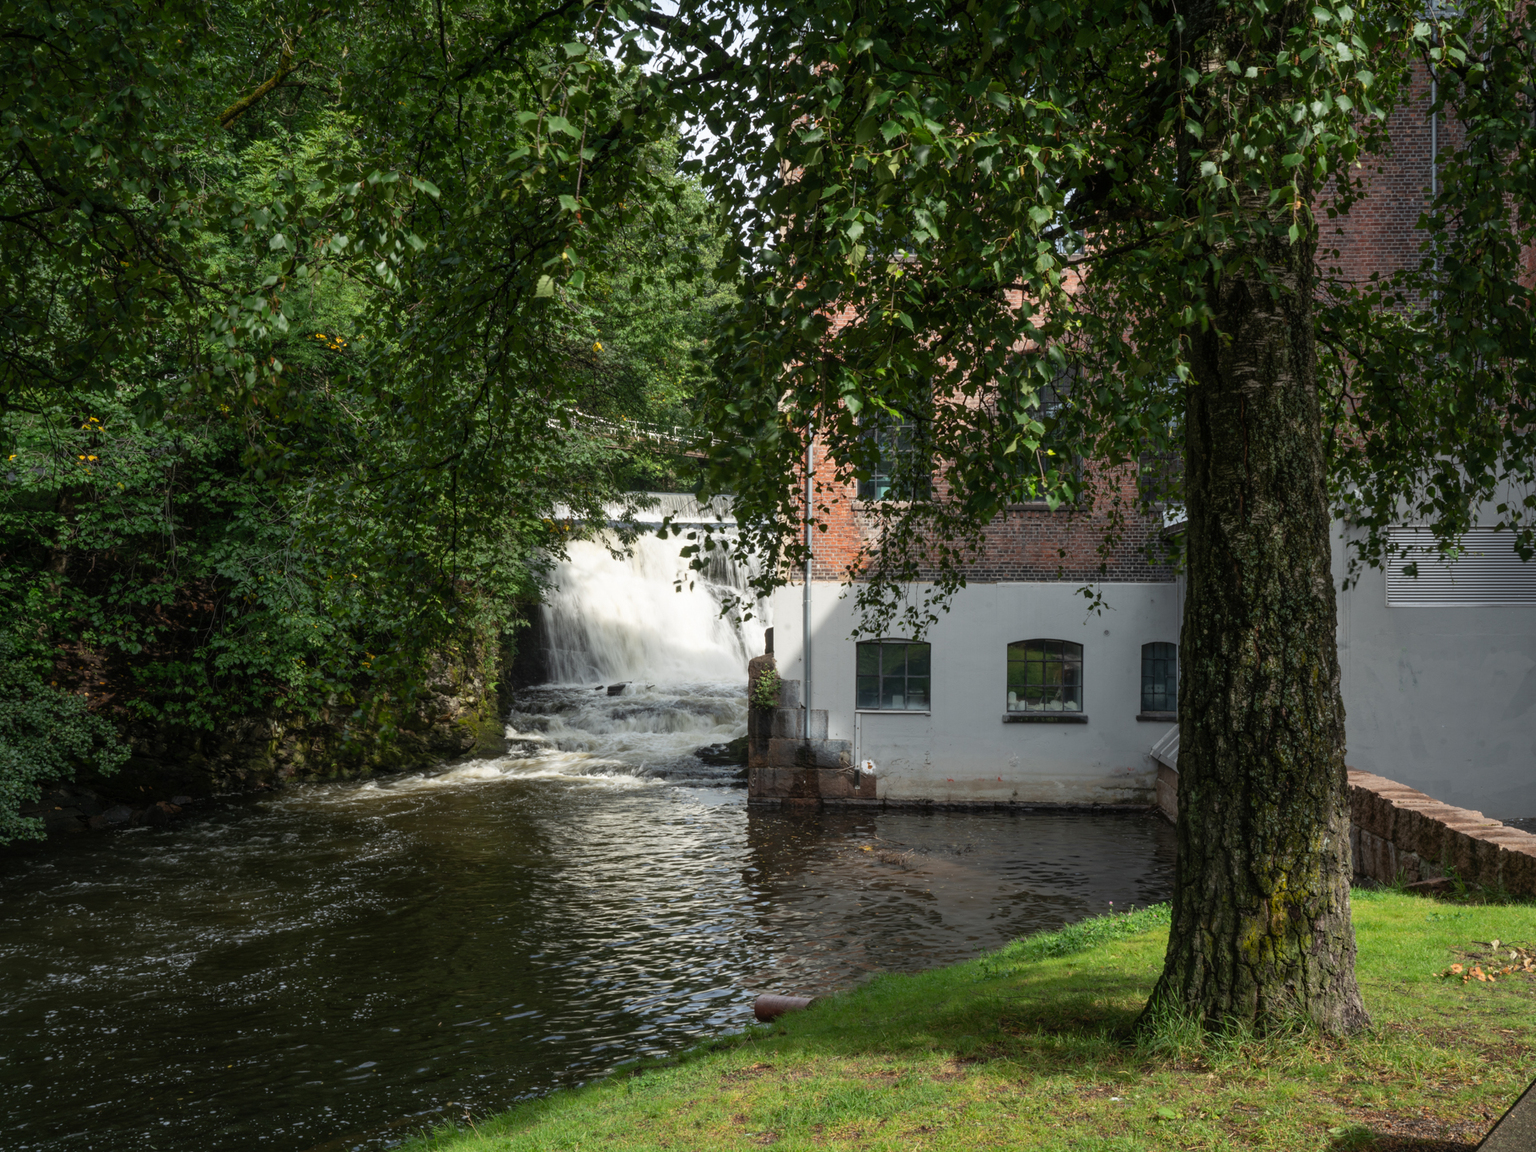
[{"xmin": 0, "ymin": 634, "xmax": 127, "ymax": 841}]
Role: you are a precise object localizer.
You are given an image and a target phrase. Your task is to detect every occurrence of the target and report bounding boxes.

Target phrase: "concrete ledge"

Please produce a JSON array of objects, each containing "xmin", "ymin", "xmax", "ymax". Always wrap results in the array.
[
  {"xmin": 747, "ymin": 796, "xmax": 1159, "ymax": 813},
  {"xmin": 747, "ymin": 765, "xmax": 875, "ymax": 800},
  {"xmin": 1002, "ymin": 713, "xmax": 1088, "ymax": 724},
  {"xmin": 1155, "ymin": 763, "xmax": 1179, "ymax": 823}
]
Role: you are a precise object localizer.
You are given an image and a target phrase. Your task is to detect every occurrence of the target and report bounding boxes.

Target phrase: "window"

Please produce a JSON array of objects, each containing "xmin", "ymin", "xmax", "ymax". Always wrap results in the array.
[
  {"xmin": 1141, "ymin": 642, "xmax": 1178, "ymax": 713},
  {"xmin": 996, "ymin": 362, "xmax": 1080, "ymax": 506},
  {"xmin": 1006, "ymin": 640, "xmax": 1082, "ymax": 712},
  {"xmin": 857, "ymin": 640, "xmax": 931, "ymax": 710},
  {"xmin": 856, "ymin": 410, "xmax": 931, "ymax": 501}
]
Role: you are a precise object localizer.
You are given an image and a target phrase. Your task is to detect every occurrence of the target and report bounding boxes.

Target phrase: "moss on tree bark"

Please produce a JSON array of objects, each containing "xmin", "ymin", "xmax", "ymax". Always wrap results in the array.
[{"xmin": 1143, "ymin": 210, "xmax": 1367, "ymax": 1035}]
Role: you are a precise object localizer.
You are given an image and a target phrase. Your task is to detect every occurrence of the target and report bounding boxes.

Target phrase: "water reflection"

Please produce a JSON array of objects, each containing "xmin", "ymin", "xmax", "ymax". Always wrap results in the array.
[{"xmin": 0, "ymin": 687, "xmax": 1172, "ymax": 1152}]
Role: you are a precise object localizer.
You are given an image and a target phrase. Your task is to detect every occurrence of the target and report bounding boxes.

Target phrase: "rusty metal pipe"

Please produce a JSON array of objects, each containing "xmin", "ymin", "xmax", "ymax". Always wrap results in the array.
[{"xmin": 754, "ymin": 994, "xmax": 816, "ymax": 1022}]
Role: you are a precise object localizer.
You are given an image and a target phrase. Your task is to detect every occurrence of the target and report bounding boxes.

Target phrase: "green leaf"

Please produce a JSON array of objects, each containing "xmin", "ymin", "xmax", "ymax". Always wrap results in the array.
[
  {"xmin": 559, "ymin": 194, "xmax": 581, "ymax": 213},
  {"xmin": 534, "ymin": 275, "xmax": 556, "ymax": 297}
]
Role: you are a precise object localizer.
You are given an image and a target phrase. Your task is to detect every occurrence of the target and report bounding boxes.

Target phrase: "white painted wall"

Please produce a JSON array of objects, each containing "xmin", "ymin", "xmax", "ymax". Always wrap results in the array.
[
  {"xmin": 1335, "ymin": 527, "xmax": 1536, "ymax": 820},
  {"xmin": 759, "ymin": 525, "xmax": 1536, "ymax": 819},
  {"xmin": 769, "ymin": 581, "xmax": 1181, "ymax": 805}
]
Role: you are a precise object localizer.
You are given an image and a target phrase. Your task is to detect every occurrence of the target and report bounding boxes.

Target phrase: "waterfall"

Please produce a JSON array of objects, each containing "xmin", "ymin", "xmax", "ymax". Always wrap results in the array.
[{"xmin": 538, "ymin": 531, "xmax": 767, "ymax": 686}]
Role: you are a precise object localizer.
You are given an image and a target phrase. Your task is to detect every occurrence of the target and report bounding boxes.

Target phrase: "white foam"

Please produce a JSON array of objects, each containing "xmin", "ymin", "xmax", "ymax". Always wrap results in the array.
[{"xmin": 540, "ymin": 536, "xmax": 768, "ymax": 685}]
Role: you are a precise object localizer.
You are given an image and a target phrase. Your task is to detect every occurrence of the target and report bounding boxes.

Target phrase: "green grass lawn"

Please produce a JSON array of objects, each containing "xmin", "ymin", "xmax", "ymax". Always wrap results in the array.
[{"xmin": 400, "ymin": 890, "xmax": 1536, "ymax": 1151}]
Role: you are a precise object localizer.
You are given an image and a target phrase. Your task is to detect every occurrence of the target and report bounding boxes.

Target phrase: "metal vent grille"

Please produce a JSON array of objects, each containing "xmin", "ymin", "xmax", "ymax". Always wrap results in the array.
[{"xmin": 1385, "ymin": 528, "xmax": 1536, "ymax": 607}]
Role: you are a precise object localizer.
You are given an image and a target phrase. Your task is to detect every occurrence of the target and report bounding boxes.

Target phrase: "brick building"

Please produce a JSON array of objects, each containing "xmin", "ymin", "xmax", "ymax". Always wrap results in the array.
[{"xmin": 752, "ymin": 72, "xmax": 1536, "ymax": 820}]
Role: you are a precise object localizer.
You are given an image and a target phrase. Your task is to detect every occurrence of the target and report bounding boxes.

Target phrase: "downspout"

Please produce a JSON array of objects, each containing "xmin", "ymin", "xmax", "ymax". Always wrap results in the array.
[
  {"xmin": 1430, "ymin": 4, "xmax": 1440, "ymax": 300},
  {"xmin": 803, "ymin": 432, "xmax": 813, "ymax": 745}
]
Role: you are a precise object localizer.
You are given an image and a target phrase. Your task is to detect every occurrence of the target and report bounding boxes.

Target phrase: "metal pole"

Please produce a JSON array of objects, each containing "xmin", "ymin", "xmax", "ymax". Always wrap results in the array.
[
  {"xmin": 1431, "ymin": 83, "xmax": 1437, "ymax": 203},
  {"xmin": 803, "ymin": 432, "xmax": 813, "ymax": 743}
]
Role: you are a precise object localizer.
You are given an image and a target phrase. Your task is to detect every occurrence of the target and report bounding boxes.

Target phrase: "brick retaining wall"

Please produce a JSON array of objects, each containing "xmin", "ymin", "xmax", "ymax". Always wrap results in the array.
[
  {"xmin": 1347, "ymin": 770, "xmax": 1536, "ymax": 894},
  {"xmin": 1153, "ymin": 764, "xmax": 1536, "ymax": 895}
]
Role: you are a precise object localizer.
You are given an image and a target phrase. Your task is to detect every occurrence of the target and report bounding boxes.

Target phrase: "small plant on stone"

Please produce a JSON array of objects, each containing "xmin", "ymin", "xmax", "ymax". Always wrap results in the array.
[{"xmin": 750, "ymin": 669, "xmax": 781, "ymax": 711}]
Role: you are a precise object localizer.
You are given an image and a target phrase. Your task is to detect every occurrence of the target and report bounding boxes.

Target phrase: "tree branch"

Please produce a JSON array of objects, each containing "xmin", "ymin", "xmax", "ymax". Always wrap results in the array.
[{"xmin": 219, "ymin": 39, "xmax": 298, "ymax": 128}]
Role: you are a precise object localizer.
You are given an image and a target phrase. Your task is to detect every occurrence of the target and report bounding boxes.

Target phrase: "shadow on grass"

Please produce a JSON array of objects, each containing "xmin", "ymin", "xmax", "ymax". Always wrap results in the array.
[
  {"xmin": 741, "ymin": 964, "xmax": 1157, "ymax": 1070},
  {"xmin": 1326, "ymin": 1138, "xmax": 1475, "ymax": 1152}
]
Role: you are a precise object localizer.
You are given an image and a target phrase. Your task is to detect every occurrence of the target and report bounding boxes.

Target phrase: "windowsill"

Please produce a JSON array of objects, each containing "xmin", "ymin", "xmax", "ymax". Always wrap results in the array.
[
  {"xmin": 1137, "ymin": 711, "xmax": 1177, "ymax": 722},
  {"xmin": 856, "ymin": 709, "xmax": 931, "ymax": 715},
  {"xmin": 1003, "ymin": 713, "xmax": 1088, "ymax": 724},
  {"xmin": 1003, "ymin": 502, "xmax": 1077, "ymax": 513}
]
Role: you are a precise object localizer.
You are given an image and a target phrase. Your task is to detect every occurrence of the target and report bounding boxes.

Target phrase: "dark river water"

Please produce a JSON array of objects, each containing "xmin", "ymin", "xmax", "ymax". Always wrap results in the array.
[{"xmin": 1, "ymin": 682, "xmax": 1175, "ymax": 1152}]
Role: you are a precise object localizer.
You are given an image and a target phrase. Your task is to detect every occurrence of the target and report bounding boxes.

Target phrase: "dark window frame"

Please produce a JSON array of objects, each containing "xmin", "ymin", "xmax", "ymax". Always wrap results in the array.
[
  {"xmin": 1006, "ymin": 639, "xmax": 1083, "ymax": 713},
  {"xmin": 996, "ymin": 362, "xmax": 1081, "ymax": 507},
  {"xmin": 856, "ymin": 639, "xmax": 932, "ymax": 711},
  {"xmin": 855, "ymin": 399, "xmax": 933, "ymax": 502},
  {"xmin": 1140, "ymin": 642, "xmax": 1178, "ymax": 714}
]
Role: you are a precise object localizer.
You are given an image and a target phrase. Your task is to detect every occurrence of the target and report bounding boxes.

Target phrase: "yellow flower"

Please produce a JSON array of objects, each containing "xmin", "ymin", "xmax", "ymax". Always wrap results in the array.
[{"xmin": 593, "ymin": 340, "xmax": 602, "ymax": 352}]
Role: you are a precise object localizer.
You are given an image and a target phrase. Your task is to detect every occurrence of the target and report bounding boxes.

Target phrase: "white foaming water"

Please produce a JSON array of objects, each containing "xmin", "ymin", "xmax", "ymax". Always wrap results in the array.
[
  {"xmin": 504, "ymin": 532, "xmax": 765, "ymax": 785},
  {"xmin": 540, "ymin": 534, "xmax": 766, "ymax": 685},
  {"xmin": 497, "ymin": 682, "xmax": 749, "ymax": 786},
  {"xmin": 322, "ymin": 532, "xmax": 765, "ymax": 797}
]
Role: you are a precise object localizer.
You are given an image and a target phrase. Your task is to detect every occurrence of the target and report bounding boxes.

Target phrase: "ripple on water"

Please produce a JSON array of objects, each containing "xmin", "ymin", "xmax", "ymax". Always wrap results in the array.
[{"xmin": 0, "ymin": 680, "xmax": 1173, "ymax": 1152}]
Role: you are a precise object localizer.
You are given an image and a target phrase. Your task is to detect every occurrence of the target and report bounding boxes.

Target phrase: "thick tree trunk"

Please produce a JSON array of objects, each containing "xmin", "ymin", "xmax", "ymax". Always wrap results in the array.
[{"xmin": 1143, "ymin": 225, "xmax": 1368, "ymax": 1035}]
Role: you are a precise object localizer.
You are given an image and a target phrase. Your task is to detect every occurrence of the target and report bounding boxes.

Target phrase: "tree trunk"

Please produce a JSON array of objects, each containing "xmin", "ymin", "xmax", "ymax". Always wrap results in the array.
[{"xmin": 1143, "ymin": 219, "xmax": 1368, "ymax": 1035}]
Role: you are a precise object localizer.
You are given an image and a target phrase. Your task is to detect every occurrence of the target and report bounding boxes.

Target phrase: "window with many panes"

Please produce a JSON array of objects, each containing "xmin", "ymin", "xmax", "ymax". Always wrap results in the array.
[
  {"xmin": 856, "ymin": 410, "xmax": 932, "ymax": 501},
  {"xmin": 856, "ymin": 640, "xmax": 931, "ymax": 710},
  {"xmin": 996, "ymin": 363, "xmax": 1079, "ymax": 505},
  {"xmin": 1006, "ymin": 639, "xmax": 1082, "ymax": 712},
  {"xmin": 1141, "ymin": 642, "xmax": 1177, "ymax": 713}
]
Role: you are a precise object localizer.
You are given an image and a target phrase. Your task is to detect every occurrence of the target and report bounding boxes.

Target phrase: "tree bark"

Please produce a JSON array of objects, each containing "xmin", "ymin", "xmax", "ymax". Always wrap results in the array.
[{"xmin": 1143, "ymin": 215, "xmax": 1368, "ymax": 1035}]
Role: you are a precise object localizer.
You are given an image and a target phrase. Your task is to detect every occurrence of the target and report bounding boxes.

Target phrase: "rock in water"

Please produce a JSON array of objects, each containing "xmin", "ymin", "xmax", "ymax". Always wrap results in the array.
[{"xmin": 695, "ymin": 735, "xmax": 749, "ymax": 766}]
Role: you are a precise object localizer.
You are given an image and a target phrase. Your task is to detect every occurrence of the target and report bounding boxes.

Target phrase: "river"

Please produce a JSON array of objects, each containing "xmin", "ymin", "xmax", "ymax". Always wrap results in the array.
[{"xmin": 0, "ymin": 535, "xmax": 1175, "ymax": 1151}]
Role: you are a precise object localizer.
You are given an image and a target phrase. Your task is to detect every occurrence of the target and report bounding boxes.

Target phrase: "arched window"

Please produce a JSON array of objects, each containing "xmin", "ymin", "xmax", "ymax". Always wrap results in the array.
[
  {"xmin": 856, "ymin": 640, "xmax": 931, "ymax": 710},
  {"xmin": 1007, "ymin": 640, "xmax": 1082, "ymax": 713},
  {"xmin": 1141, "ymin": 642, "xmax": 1178, "ymax": 713}
]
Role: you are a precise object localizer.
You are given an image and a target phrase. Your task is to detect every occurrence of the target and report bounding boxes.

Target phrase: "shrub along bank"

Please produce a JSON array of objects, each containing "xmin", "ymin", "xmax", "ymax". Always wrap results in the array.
[{"xmin": 403, "ymin": 891, "xmax": 1536, "ymax": 1151}]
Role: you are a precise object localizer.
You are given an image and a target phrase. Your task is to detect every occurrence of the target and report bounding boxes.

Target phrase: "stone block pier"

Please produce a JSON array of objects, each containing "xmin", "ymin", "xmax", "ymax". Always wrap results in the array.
[{"xmin": 745, "ymin": 643, "xmax": 870, "ymax": 803}]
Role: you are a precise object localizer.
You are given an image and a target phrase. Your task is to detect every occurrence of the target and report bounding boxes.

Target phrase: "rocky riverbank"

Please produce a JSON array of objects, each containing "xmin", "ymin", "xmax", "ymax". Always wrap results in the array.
[{"xmin": 16, "ymin": 637, "xmax": 510, "ymax": 840}]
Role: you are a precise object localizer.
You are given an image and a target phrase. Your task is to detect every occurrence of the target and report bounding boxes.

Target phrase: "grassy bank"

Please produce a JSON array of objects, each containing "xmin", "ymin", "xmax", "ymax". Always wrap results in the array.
[{"xmin": 402, "ymin": 891, "xmax": 1536, "ymax": 1150}]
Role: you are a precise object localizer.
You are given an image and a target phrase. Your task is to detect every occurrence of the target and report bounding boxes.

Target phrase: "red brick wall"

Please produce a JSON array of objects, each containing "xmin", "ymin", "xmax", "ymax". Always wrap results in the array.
[
  {"xmin": 804, "ymin": 441, "xmax": 1177, "ymax": 584},
  {"xmin": 1324, "ymin": 67, "xmax": 1444, "ymax": 287},
  {"xmin": 802, "ymin": 66, "xmax": 1517, "ymax": 586}
]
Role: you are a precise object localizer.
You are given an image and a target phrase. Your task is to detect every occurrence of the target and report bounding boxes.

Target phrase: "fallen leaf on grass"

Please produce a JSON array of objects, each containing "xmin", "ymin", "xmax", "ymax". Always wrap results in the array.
[{"xmin": 1437, "ymin": 941, "xmax": 1536, "ymax": 982}]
